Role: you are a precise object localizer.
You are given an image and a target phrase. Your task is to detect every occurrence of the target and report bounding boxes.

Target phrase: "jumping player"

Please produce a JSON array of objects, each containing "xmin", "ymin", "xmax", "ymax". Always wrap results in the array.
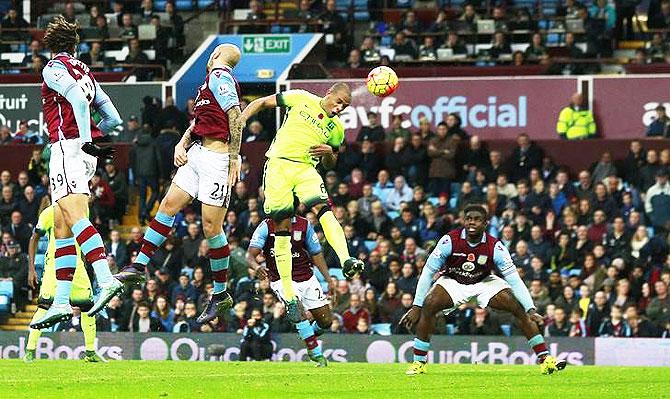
[
  {"xmin": 32, "ymin": 16, "xmax": 124, "ymax": 328},
  {"xmin": 246, "ymin": 216, "xmax": 334, "ymax": 367},
  {"xmin": 240, "ymin": 85, "xmax": 364, "ymax": 323},
  {"xmin": 115, "ymin": 44, "xmax": 244, "ymax": 323},
  {"xmin": 25, "ymin": 204, "xmax": 104, "ymax": 362},
  {"xmin": 401, "ymin": 204, "xmax": 567, "ymax": 375}
]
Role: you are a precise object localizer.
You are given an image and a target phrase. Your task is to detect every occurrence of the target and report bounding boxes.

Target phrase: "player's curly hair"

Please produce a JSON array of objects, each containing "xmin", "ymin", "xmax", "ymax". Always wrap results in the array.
[
  {"xmin": 463, "ymin": 204, "xmax": 488, "ymax": 219},
  {"xmin": 43, "ymin": 15, "xmax": 79, "ymax": 55}
]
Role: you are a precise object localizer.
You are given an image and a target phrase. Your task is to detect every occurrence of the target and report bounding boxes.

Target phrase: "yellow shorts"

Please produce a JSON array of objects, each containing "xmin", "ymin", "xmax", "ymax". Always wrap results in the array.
[
  {"xmin": 39, "ymin": 261, "xmax": 93, "ymax": 306},
  {"xmin": 262, "ymin": 158, "xmax": 328, "ymax": 219}
]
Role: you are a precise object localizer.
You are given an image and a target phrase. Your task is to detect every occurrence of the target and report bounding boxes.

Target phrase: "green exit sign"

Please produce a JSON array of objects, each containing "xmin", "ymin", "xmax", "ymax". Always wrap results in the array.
[{"xmin": 242, "ymin": 36, "xmax": 291, "ymax": 54}]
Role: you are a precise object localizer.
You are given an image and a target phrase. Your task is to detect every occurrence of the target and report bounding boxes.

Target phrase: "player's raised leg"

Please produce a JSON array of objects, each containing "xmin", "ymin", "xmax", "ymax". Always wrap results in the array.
[
  {"xmin": 196, "ymin": 203, "xmax": 233, "ymax": 323},
  {"xmin": 403, "ymin": 284, "xmax": 454, "ymax": 375},
  {"xmin": 116, "ymin": 183, "xmax": 191, "ymax": 284},
  {"xmin": 488, "ymin": 289, "xmax": 567, "ymax": 374}
]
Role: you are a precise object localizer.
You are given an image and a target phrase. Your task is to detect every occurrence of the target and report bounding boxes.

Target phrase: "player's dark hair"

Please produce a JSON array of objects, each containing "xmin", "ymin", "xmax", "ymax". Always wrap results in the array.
[
  {"xmin": 43, "ymin": 15, "xmax": 79, "ymax": 54},
  {"xmin": 463, "ymin": 204, "xmax": 488, "ymax": 219}
]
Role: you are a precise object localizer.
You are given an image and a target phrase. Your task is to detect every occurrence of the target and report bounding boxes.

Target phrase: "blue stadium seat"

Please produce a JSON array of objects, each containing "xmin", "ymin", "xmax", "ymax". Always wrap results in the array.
[
  {"xmin": 364, "ymin": 240, "xmax": 377, "ymax": 252},
  {"xmin": 175, "ymin": 0, "xmax": 193, "ymax": 10},
  {"xmin": 387, "ymin": 210, "xmax": 399, "ymax": 220},
  {"xmin": 198, "ymin": 0, "xmax": 215, "ymax": 8},
  {"xmin": 370, "ymin": 323, "xmax": 392, "ymax": 335},
  {"xmin": 0, "ymin": 279, "xmax": 13, "ymax": 313},
  {"xmin": 155, "ymin": 0, "xmax": 167, "ymax": 10},
  {"xmin": 546, "ymin": 33, "xmax": 560, "ymax": 45},
  {"xmin": 449, "ymin": 197, "xmax": 457, "ymax": 209},
  {"xmin": 329, "ymin": 267, "xmax": 345, "ymax": 280},
  {"xmin": 647, "ymin": 226, "xmax": 655, "ymax": 238},
  {"xmin": 428, "ymin": 196, "xmax": 439, "ymax": 206}
]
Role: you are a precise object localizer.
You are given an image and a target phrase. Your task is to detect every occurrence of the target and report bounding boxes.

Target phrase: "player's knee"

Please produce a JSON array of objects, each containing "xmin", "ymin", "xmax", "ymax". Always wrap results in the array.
[
  {"xmin": 421, "ymin": 298, "xmax": 441, "ymax": 318},
  {"xmin": 314, "ymin": 203, "xmax": 330, "ymax": 219},
  {"xmin": 316, "ymin": 313, "xmax": 332, "ymax": 330}
]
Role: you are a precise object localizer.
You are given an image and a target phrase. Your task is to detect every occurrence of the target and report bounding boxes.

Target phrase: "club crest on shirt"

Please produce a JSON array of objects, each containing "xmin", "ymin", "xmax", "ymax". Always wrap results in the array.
[
  {"xmin": 462, "ymin": 262, "xmax": 475, "ymax": 272},
  {"xmin": 293, "ymin": 231, "xmax": 302, "ymax": 241},
  {"xmin": 477, "ymin": 255, "xmax": 488, "ymax": 265},
  {"xmin": 467, "ymin": 253, "xmax": 475, "ymax": 262}
]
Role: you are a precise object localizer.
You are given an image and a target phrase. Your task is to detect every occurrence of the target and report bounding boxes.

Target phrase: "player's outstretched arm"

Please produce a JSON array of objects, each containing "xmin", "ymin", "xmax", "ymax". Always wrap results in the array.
[
  {"xmin": 493, "ymin": 241, "xmax": 537, "ymax": 313},
  {"xmin": 27, "ymin": 230, "xmax": 41, "ymax": 289},
  {"xmin": 226, "ymin": 105, "xmax": 243, "ymax": 187},
  {"xmin": 247, "ymin": 221, "xmax": 269, "ymax": 280},
  {"xmin": 93, "ymin": 82, "xmax": 123, "ymax": 134},
  {"xmin": 240, "ymin": 94, "xmax": 277, "ymax": 123}
]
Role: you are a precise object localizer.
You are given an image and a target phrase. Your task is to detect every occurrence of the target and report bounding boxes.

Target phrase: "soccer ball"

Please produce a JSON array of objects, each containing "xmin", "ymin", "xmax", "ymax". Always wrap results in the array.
[{"xmin": 366, "ymin": 66, "xmax": 399, "ymax": 97}]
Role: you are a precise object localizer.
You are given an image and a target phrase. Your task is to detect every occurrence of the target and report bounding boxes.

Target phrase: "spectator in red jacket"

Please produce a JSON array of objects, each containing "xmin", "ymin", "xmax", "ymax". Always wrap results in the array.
[
  {"xmin": 90, "ymin": 172, "xmax": 116, "ymax": 227},
  {"xmin": 342, "ymin": 294, "xmax": 370, "ymax": 333}
]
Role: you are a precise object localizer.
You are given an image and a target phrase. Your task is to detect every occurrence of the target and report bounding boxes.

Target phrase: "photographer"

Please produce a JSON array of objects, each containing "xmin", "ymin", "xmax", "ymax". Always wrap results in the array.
[{"xmin": 239, "ymin": 308, "xmax": 272, "ymax": 361}]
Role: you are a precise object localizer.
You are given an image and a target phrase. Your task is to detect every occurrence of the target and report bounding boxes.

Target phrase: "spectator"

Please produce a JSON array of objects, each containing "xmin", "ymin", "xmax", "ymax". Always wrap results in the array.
[
  {"xmin": 141, "ymin": 0, "xmax": 157, "ymax": 22},
  {"xmin": 649, "ymin": 0, "xmax": 670, "ymax": 29},
  {"xmin": 470, "ymin": 308, "xmax": 501, "ymax": 335},
  {"xmin": 428, "ymin": 10, "xmax": 449, "ymax": 33},
  {"xmin": 589, "ymin": 0, "xmax": 617, "ymax": 33},
  {"xmin": 360, "ymin": 36, "xmax": 381, "ymax": 64},
  {"xmin": 418, "ymin": 36, "xmax": 438, "ymax": 61},
  {"xmin": 647, "ymin": 105, "xmax": 670, "ymax": 137},
  {"xmin": 399, "ymin": 10, "xmax": 422, "ymax": 35},
  {"xmin": 391, "ymin": 32, "xmax": 417, "ymax": 60},
  {"xmin": 125, "ymin": 38, "xmax": 150, "ymax": 79},
  {"xmin": 131, "ymin": 128, "xmax": 162, "ymax": 224},
  {"xmin": 106, "ymin": 230, "xmax": 129, "ymax": 267},
  {"xmin": 556, "ymin": 92, "xmax": 597, "ymax": 140},
  {"xmin": 22, "ymin": 40, "xmax": 48, "ymax": 69},
  {"xmin": 385, "ymin": 175, "xmax": 413, "ymax": 212},
  {"xmin": 598, "ymin": 305, "xmax": 631, "ymax": 337},
  {"xmin": 0, "ymin": 240, "xmax": 28, "ymax": 309},
  {"xmin": 150, "ymin": 15, "xmax": 170, "ymax": 65},
  {"xmin": 490, "ymin": 32, "xmax": 512, "ymax": 59},
  {"xmin": 4, "ymin": 211, "xmax": 31, "ymax": 252},
  {"xmin": 645, "ymin": 168, "xmax": 670, "ymax": 230},
  {"xmin": 647, "ymin": 280, "xmax": 670, "ymax": 326},
  {"xmin": 319, "ymin": 0, "xmax": 347, "ymax": 60},
  {"xmin": 356, "ymin": 112, "xmax": 385, "ymax": 142},
  {"xmin": 507, "ymin": 133, "xmax": 543, "ymax": 182},
  {"xmin": 440, "ymin": 32, "xmax": 468, "ymax": 56},
  {"xmin": 347, "ymin": 48, "xmax": 362, "ymax": 68},
  {"xmin": 243, "ymin": 121, "xmax": 268, "ymax": 143},
  {"xmin": 152, "ymin": 295, "xmax": 176, "ymax": 332},
  {"xmin": 132, "ymin": 302, "xmax": 163, "ymax": 332},
  {"xmin": 525, "ymin": 32, "xmax": 549, "ymax": 62},
  {"xmin": 427, "ymin": 122, "xmax": 458, "ymax": 195},
  {"xmin": 459, "ymin": 4, "xmax": 480, "ymax": 32},
  {"xmin": 545, "ymin": 307, "xmax": 571, "ymax": 336},
  {"xmin": 17, "ymin": 186, "xmax": 39, "ymax": 227},
  {"xmin": 342, "ymin": 294, "xmax": 370, "ymax": 333},
  {"xmin": 386, "ymin": 114, "xmax": 410, "ymax": 142},
  {"xmin": 359, "ymin": 139, "xmax": 382, "ymax": 182},
  {"xmin": 120, "ymin": 13, "xmax": 138, "ymax": 39},
  {"xmin": 1, "ymin": 9, "xmax": 29, "ymax": 40}
]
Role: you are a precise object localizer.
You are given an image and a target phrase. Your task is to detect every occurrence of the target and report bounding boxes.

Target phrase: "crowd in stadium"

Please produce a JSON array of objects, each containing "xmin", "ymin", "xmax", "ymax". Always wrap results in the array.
[
  {"xmin": 2, "ymin": 0, "xmax": 670, "ymax": 77},
  {"xmin": 1, "ymin": 92, "xmax": 670, "ymax": 340}
]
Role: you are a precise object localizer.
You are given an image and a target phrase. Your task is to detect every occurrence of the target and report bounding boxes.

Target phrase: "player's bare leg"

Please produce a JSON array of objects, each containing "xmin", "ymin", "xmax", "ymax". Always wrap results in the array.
[
  {"xmin": 116, "ymin": 184, "xmax": 192, "ymax": 285},
  {"xmin": 488, "ymin": 289, "xmax": 567, "ymax": 374},
  {"xmin": 196, "ymin": 203, "xmax": 233, "ymax": 323},
  {"xmin": 313, "ymin": 203, "xmax": 363, "ymax": 278},
  {"xmin": 298, "ymin": 305, "xmax": 332, "ymax": 367},
  {"xmin": 406, "ymin": 284, "xmax": 454, "ymax": 375}
]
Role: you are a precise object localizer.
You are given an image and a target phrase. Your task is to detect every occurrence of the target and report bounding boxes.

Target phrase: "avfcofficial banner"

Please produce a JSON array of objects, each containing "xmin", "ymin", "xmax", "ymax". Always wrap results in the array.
[{"xmin": 291, "ymin": 77, "xmax": 579, "ymax": 141}]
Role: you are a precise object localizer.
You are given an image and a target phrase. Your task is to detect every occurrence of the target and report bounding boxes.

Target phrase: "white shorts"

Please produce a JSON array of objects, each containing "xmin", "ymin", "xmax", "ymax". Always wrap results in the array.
[
  {"xmin": 49, "ymin": 138, "xmax": 97, "ymax": 202},
  {"xmin": 436, "ymin": 274, "xmax": 511, "ymax": 314},
  {"xmin": 270, "ymin": 275, "xmax": 329, "ymax": 311},
  {"xmin": 172, "ymin": 143, "xmax": 231, "ymax": 207}
]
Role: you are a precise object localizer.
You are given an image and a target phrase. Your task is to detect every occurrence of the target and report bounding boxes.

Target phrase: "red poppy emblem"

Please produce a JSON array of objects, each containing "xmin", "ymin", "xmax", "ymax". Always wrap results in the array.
[
  {"xmin": 318, "ymin": 113, "xmax": 324, "ymax": 119},
  {"xmin": 467, "ymin": 253, "xmax": 475, "ymax": 262}
]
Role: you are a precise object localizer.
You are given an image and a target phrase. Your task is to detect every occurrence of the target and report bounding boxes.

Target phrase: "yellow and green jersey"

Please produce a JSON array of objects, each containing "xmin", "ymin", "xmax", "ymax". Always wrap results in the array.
[
  {"xmin": 265, "ymin": 89, "xmax": 345, "ymax": 167},
  {"xmin": 36, "ymin": 205, "xmax": 90, "ymax": 301}
]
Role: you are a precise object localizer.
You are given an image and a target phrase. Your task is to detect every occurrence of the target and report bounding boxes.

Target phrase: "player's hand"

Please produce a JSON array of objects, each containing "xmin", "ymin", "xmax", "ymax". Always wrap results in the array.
[
  {"xmin": 174, "ymin": 143, "xmax": 188, "ymax": 167},
  {"xmin": 28, "ymin": 266, "xmax": 38, "ymax": 289},
  {"xmin": 81, "ymin": 142, "xmax": 115, "ymax": 160},
  {"xmin": 227, "ymin": 155, "xmax": 241, "ymax": 188},
  {"xmin": 528, "ymin": 309, "xmax": 544, "ymax": 326},
  {"xmin": 255, "ymin": 265, "xmax": 268, "ymax": 281},
  {"xmin": 399, "ymin": 305, "xmax": 422, "ymax": 331},
  {"xmin": 309, "ymin": 144, "xmax": 334, "ymax": 157}
]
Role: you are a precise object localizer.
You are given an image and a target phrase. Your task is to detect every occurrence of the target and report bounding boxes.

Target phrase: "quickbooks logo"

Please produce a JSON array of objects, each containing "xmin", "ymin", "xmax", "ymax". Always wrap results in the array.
[
  {"xmin": 340, "ymin": 96, "xmax": 527, "ymax": 131},
  {"xmin": 365, "ymin": 340, "xmax": 584, "ymax": 365},
  {"xmin": 0, "ymin": 336, "xmax": 123, "ymax": 360}
]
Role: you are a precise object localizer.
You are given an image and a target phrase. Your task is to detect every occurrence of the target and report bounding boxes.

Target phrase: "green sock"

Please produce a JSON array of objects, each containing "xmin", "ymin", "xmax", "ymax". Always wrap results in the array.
[
  {"xmin": 319, "ymin": 210, "xmax": 352, "ymax": 267},
  {"xmin": 27, "ymin": 308, "xmax": 47, "ymax": 350},
  {"xmin": 81, "ymin": 311, "xmax": 97, "ymax": 351},
  {"xmin": 274, "ymin": 233, "xmax": 296, "ymax": 299}
]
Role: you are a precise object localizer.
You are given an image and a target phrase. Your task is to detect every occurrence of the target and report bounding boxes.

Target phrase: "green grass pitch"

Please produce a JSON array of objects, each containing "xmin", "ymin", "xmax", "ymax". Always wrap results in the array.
[{"xmin": 0, "ymin": 360, "xmax": 668, "ymax": 399}]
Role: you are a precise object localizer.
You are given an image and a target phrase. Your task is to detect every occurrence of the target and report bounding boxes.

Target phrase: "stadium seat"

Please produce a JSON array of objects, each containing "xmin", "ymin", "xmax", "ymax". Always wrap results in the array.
[
  {"xmin": 370, "ymin": 323, "xmax": 392, "ymax": 335},
  {"xmin": 0, "ymin": 279, "xmax": 13, "ymax": 313},
  {"xmin": 387, "ymin": 210, "xmax": 399, "ymax": 220},
  {"xmin": 198, "ymin": 0, "xmax": 216, "ymax": 8},
  {"xmin": 364, "ymin": 240, "xmax": 377, "ymax": 252},
  {"xmin": 647, "ymin": 226, "xmax": 655, "ymax": 238},
  {"xmin": 428, "ymin": 197, "xmax": 439, "ymax": 206},
  {"xmin": 155, "ymin": 1, "xmax": 168, "ymax": 10},
  {"xmin": 175, "ymin": 0, "xmax": 193, "ymax": 10},
  {"xmin": 329, "ymin": 268, "xmax": 345, "ymax": 280},
  {"xmin": 449, "ymin": 197, "xmax": 457, "ymax": 209}
]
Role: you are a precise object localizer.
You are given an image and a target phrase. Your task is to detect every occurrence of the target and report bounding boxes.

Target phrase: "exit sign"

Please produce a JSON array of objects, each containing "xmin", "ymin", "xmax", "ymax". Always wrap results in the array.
[{"xmin": 242, "ymin": 36, "xmax": 291, "ymax": 54}]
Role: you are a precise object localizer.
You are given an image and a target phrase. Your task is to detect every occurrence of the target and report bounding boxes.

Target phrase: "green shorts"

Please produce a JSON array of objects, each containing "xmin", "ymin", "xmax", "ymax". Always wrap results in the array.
[
  {"xmin": 39, "ymin": 260, "xmax": 93, "ymax": 308},
  {"xmin": 262, "ymin": 157, "xmax": 328, "ymax": 219}
]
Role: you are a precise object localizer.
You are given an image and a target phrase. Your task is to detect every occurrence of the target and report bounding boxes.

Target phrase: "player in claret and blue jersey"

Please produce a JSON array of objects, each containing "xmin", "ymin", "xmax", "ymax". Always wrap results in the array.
[
  {"xmin": 247, "ymin": 216, "xmax": 334, "ymax": 367},
  {"xmin": 115, "ymin": 44, "xmax": 244, "ymax": 324},
  {"xmin": 401, "ymin": 204, "xmax": 568, "ymax": 375},
  {"xmin": 31, "ymin": 16, "xmax": 123, "ymax": 329}
]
